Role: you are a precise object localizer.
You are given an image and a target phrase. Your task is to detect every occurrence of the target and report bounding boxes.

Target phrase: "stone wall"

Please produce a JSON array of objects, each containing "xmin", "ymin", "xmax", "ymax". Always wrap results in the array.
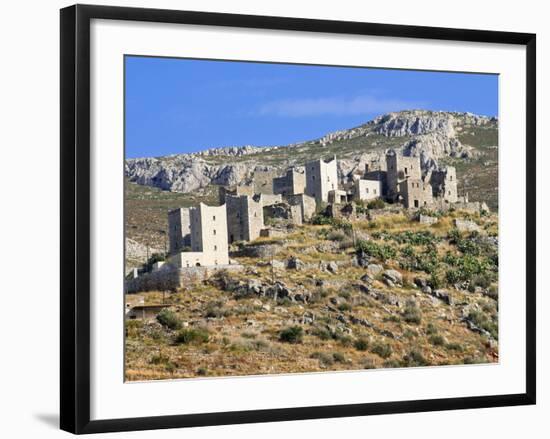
[
  {"xmin": 226, "ymin": 195, "xmax": 264, "ymax": 243},
  {"xmin": 125, "ymin": 264, "xmax": 243, "ymax": 293},
  {"xmin": 254, "ymin": 193, "xmax": 283, "ymax": 207},
  {"xmin": 252, "ymin": 169, "xmax": 280, "ymax": 194},
  {"xmin": 286, "ymin": 193, "xmax": 316, "ymax": 222}
]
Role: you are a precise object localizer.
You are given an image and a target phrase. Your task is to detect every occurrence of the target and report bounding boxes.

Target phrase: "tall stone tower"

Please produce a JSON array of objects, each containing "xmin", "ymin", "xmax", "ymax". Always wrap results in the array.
[
  {"xmin": 168, "ymin": 208, "xmax": 191, "ymax": 254},
  {"xmin": 225, "ymin": 195, "xmax": 264, "ymax": 243},
  {"xmin": 385, "ymin": 150, "xmax": 422, "ymax": 202},
  {"xmin": 305, "ymin": 156, "xmax": 338, "ymax": 204}
]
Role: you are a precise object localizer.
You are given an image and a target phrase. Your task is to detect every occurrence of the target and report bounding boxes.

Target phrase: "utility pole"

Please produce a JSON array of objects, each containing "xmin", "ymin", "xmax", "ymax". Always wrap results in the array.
[{"xmin": 270, "ymin": 246, "xmax": 275, "ymax": 285}]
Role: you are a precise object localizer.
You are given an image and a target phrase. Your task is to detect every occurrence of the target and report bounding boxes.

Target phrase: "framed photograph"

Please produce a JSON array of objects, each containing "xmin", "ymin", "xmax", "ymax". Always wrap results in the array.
[{"xmin": 60, "ymin": 4, "xmax": 536, "ymax": 434}]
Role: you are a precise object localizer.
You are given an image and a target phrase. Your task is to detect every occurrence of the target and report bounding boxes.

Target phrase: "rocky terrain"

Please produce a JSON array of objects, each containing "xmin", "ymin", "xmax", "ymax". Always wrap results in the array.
[
  {"xmin": 126, "ymin": 207, "xmax": 499, "ymax": 380},
  {"xmin": 125, "ymin": 110, "xmax": 498, "ymax": 207}
]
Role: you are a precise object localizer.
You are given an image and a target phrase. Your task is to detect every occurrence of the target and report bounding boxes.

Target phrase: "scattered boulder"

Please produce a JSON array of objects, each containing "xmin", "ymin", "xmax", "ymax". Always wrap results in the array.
[
  {"xmin": 330, "ymin": 296, "xmax": 346, "ymax": 306},
  {"xmin": 419, "ymin": 214, "xmax": 438, "ymax": 225},
  {"xmin": 383, "ymin": 269, "xmax": 403, "ymax": 285},
  {"xmin": 287, "ymin": 256, "xmax": 305, "ymax": 270},
  {"xmin": 264, "ymin": 281, "xmax": 292, "ymax": 300},
  {"xmin": 454, "ymin": 218, "xmax": 480, "ymax": 233},
  {"xmin": 367, "ymin": 264, "xmax": 384, "ymax": 276},
  {"xmin": 270, "ymin": 259, "xmax": 285, "ymax": 270},
  {"xmin": 360, "ymin": 273, "xmax": 374, "ymax": 284},
  {"xmin": 414, "ymin": 277, "xmax": 428, "ymax": 289},
  {"xmin": 352, "ymin": 249, "xmax": 370, "ymax": 267},
  {"xmin": 422, "ymin": 285, "xmax": 432, "ymax": 295},
  {"xmin": 433, "ymin": 289, "xmax": 454, "ymax": 306},
  {"xmin": 326, "ymin": 261, "xmax": 339, "ymax": 274}
]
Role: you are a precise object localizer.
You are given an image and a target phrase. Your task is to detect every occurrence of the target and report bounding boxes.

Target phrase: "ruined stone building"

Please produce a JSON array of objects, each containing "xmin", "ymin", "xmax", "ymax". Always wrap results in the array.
[
  {"xmin": 429, "ymin": 167, "xmax": 458, "ymax": 203},
  {"xmin": 399, "ymin": 178, "xmax": 434, "ymax": 208},
  {"xmin": 385, "ymin": 149, "xmax": 459, "ymax": 208},
  {"xmin": 386, "ymin": 150, "xmax": 422, "ymax": 202},
  {"xmin": 169, "ymin": 203, "xmax": 229, "ymax": 267},
  {"xmin": 353, "ymin": 177, "xmax": 383, "ymax": 202},
  {"xmin": 252, "ymin": 169, "xmax": 279, "ymax": 194},
  {"xmin": 218, "ymin": 184, "xmax": 254, "ymax": 205},
  {"xmin": 273, "ymin": 168, "xmax": 306, "ymax": 196},
  {"xmin": 286, "ymin": 193, "xmax": 316, "ymax": 222},
  {"xmin": 305, "ymin": 156, "xmax": 339, "ymax": 204},
  {"xmin": 225, "ymin": 194, "xmax": 264, "ymax": 243}
]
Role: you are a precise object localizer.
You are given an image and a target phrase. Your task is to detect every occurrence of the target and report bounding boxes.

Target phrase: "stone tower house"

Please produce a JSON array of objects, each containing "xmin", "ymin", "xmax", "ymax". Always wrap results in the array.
[
  {"xmin": 225, "ymin": 194, "xmax": 264, "ymax": 243},
  {"xmin": 168, "ymin": 208, "xmax": 191, "ymax": 254},
  {"xmin": 430, "ymin": 167, "xmax": 458, "ymax": 203},
  {"xmin": 273, "ymin": 168, "xmax": 306, "ymax": 196},
  {"xmin": 169, "ymin": 203, "xmax": 229, "ymax": 267},
  {"xmin": 399, "ymin": 178, "xmax": 434, "ymax": 208},
  {"xmin": 385, "ymin": 150, "xmax": 422, "ymax": 201},
  {"xmin": 305, "ymin": 156, "xmax": 338, "ymax": 204}
]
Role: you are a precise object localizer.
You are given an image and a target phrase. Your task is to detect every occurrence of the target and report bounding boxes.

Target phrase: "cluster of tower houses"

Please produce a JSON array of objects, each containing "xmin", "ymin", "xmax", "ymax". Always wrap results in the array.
[{"xmin": 164, "ymin": 150, "xmax": 460, "ymax": 270}]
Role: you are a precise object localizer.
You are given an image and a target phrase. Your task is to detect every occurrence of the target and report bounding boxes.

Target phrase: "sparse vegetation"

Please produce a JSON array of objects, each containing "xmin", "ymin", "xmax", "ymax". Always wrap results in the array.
[
  {"xmin": 175, "ymin": 328, "xmax": 210, "ymax": 345},
  {"xmin": 125, "ymin": 122, "xmax": 499, "ymax": 380},
  {"xmin": 279, "ymin": 326, "xmax": 304, "ymax": 344},
  {"xmin": 156, "ymin": 309, "xmax": 182, "ymax": 330}
]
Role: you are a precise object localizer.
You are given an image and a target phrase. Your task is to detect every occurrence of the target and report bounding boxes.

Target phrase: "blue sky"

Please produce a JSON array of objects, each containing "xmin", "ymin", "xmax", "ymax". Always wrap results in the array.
[{"xmin": 125, "ymin": 56, "xmax": 498, "ymax": 158}]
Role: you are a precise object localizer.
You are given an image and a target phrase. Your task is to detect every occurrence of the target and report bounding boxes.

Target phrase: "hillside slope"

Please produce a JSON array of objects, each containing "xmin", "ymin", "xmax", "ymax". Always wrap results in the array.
[{"xmin": 125, "ymin": 110, "xmax": 498, "ymax": 207}]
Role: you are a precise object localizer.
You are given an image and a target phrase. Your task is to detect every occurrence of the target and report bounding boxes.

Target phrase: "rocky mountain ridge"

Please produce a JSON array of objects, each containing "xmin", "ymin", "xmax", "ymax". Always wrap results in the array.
[{"xmin": 125, "ymin": 110, "xmax": 497, "ymax": 194}]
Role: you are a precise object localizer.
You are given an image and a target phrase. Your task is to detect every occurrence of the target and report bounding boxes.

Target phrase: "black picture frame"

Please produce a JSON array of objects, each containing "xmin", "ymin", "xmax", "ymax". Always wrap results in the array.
[{"xmin": 60, "ymin": 4, "xmax": 536, "ymax": 434}]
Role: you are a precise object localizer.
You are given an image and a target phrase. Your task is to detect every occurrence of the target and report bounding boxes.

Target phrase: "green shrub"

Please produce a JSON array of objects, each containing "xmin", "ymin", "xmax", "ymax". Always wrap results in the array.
[
  {"xmin": 175, "ymin": 328, "xmax": 210, "ymax": 344},
  {"xmin": 279, "ymin": 326, "xmax": 304, "ymax": 344},
  {"xmin": 156, "ymin": 309, "xmax": 182, "ymax": 330},
  {"xmin": 445, "ymin": 342, "xmax": 464, "ymax": 352},
  {"xmin": 338, "ymin": 303, "xmax": 352, "ymax": 312},
  {"xmin": 196, "ymin": 367, "xmax": 208, "ymax": 376},
  {"xmin": 402, "ymin": 349, "xmax": 429, "ymax": 367},
  {"xmin": 354, "ymin": 338, "xmax": 369, "ymax": 351},
  {"xmin": 367, "ymin": 198, "xmax": 386, "ymax": 210},
  {"xmin": 311, "ymin": 326, "xmax": 332, "ymax": 341},
  {"xmin": 336, "ymin": 334, "xmax": 354, "ymax": 347},
  {"xmin": 371, "ymin": 342, "xmax": 393, "ymax": 359},
  {"xmin": 149, "ymin": 353, "xmax": 170, "ymax": 365},
  {"xmin": 403, "ymin": 305, "xmax": 422, "ymax": 324},
  {"xmin": 429, "ymin": 272, "xmax": 443, "ymax": 289},
  {"xmin": 312, "ymin": 213, "xmax": 333, "ymax": 225},
  {"xmin": 468, "ymin": 310, "xmax": 498, "ymax": 340},
  {"xmin": 333, "ymin": 352, "xmax": 346, "ymax": 363},
  {"xmin": 426, "ymin": 323, "xmax": 438, "ymax": 335},
  {"xmin": 327, "ymin": 229, "xmax": 347, "ymax": 242},
  {"xmin": 204, "ymin": 300, "xmax": 230, "ymax": 318},
  {"xmin": 144, "ymin": 252, "xmax": 166, "ymax": 271},
  {"xmin": 429, "ymin": 335, "xmax": 446, "ymax": 346},
  {"xmin": 355, "ymin": 239, "xmax": 397, "ymax": 262},
  {"xmin": 310, "ymin": 351, "xmax": 334, "ymax": 366}
]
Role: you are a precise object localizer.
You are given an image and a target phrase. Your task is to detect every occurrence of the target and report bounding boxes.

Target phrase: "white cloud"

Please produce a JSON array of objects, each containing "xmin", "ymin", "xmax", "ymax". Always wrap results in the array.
[{"xmin": 257, "ymin": 95, "xmax": 426, "ymax": 117}]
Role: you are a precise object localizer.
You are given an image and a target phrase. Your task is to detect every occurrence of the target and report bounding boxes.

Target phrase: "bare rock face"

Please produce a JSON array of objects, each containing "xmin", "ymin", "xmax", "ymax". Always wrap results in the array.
[
  {"xmin": 125, "ymin": 110, "xmax": 496, "ymax": 194},
  {"xmin": 125, "ymin": 156, "xmax": 252, "ymax": 193},
  {"xmin": 372, "ymin": 110, "xmax": 457, "ymax": 137}
]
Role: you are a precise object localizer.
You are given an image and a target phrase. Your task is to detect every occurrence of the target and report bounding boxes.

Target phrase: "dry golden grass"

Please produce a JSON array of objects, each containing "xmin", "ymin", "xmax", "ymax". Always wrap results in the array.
[{"xmin": 126, "ymin": 210, "xmax": 499, "ymax": 381}]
